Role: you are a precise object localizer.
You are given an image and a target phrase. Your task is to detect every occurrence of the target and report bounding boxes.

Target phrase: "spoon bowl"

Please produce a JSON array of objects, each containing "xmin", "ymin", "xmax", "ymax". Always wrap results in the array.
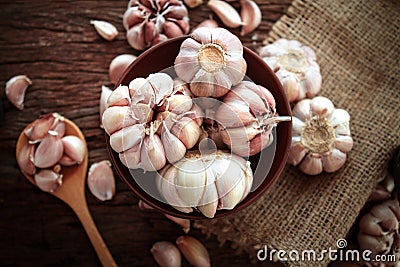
[{"xmin": 16, "ymin": 118, "xmax": 117, "ymax": 267}]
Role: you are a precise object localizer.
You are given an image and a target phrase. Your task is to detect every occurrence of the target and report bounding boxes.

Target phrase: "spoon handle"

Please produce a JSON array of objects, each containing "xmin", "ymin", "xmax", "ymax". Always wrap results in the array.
[{"xmin": 72, "ymin": 202, "xmax": 118, "ymax": 267}]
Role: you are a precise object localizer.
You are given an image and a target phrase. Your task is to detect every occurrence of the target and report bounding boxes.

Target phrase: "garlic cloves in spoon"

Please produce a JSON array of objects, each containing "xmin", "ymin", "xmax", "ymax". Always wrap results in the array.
[
  {"xmin": 17, "ymin": 143, "xmax": 36, "ymax": 175},
  {"xmin": 87, "ymin": 160, "xmax": 115, "ymax": 201},
  {"xmin": 5, "ymin": 75, "xmax": 32, "ymax": 110},
  {"xmin": 61, "ymin": 135, "xmax": 86, "ymax": 165},
  {"xmin": 34, "ymin": 169, "xmax": 63, "ymax": 193},
  {"xmin": 34, "ymin": 131, "xmax": 64, "ymax": 169}
]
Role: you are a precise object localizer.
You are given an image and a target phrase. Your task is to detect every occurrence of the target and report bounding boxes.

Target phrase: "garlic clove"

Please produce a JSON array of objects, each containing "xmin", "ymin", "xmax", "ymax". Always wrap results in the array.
[
  {"xmin": 127, "ymin": 23, "xmax": 147, "ymax": 51},
  {"xmin": 58, "ymin": 154, "xmax": 78, "ymax": 166},
  {"xmin": 109, "ymin": 54, "xmax": 137, "ymax": 84},
  {"xmin": 239, "ymin": 160, "xmax": 253, "ymax": 202},
  {"xmin": 322, "ymin": 148, "xmax": 347, "ymax": 173},
  {"xmin": 171, "ymin": 117, "xmax": 201, "ymax": 149},
  {"xmin": 329, "ymin": 108, "xmax": 350, "ymax": 127},
  {"xmin": 34, "ymin": 169, "xmax": 63, "ymax": 192},
  {"xmin": 100, "ymin": 85, "xmax": 112, "ymax": 128},
  {"xmin": 34, "ymin": 131, "xmax": 64, "ymax": 168},
  {"xmin": 147, "ymin": 73, "xmax": 174, "ymax": 105},
  {"xmin": 240, "ymin": 0, "xmax": 262, "ymax": 36},
  {"xmin": 139, "ymin": 125, "xmax": 166, "ymax": 171},
  {"xmin": 52, "ymin": 119, "xmax": 66, "ymax": 138},
  {"xmin": 161, "ymin": 122, "xmax": 187, "ymax": 163},
  {"xmin": 310, "ymin": 96, "xmax": 334, "ymax": 118},
  {"xmin": 220, "ymin": 123, "xmax": 261, "ymax": 145},
  {"xmin": 176, "ymin": 236, "xmax": 210, "ymax": 267},
  {"xmin": 156, "ymin": 165, "xmax": 194, "ymax": 213},
  {"xmin": 119, "ymin": 144, "xmax": 141, "ymax": 169},
  {"xmin": 123, "ymin": 7, "xmax": 147, "ymax": 30},
  {"xmin": 287, "ymin": 142, "xmax": 308, "ymax": 166},
  {"xmin": 110, "ymin": 124, "xmax": 145, "ymax": 153},
  {"xmin": 216, "ymin": 102, "xmax": 256, "ymax": 128},
  {"xmin": 207, "ymin": 0, "xmax": 243, "ymax": 28},
  {"xmin": 193, "ymin": 19, "xmax": 218, "ymax": 31},
  {"xmin": 61, "ymin": 135, "xmax": 86, "ymax": 164},
  {"xmin": 24, "ymin": 113, "xmax": 63, "ymax": 142},
  {"xmin": 298, "ymin": 153, "xmax": 323, "ymax": 175},
  {"xmin": 90, "ymin": 20, "xmax": 118, "ymax": 41},
  {"xmin": 184, "ymin": 0, "xmax": 203, "ymax": 8},
  {"xmin": 292, "ymin": 99, "xmax": 312, "ymax": 121},
  {"xmin": 17, "ymin": 143, "xmax": 36, "ymax": 175},
  {"xmin": 151, "ymin": 241, "xmax": 182, "ymax": 267},
  {"xmin": 163, "ymin": 21, "xmax": 184, "ymax": 38},
  {"xmin": 334, "ymin": 135, "xmax": 354, "ymax": 152},
  {"xmin": 164, "ymin": 214, "xmax": 191, "ymax": 233},
  {"xmin": 5, "ymin": 75, "xmax": 32, "ymax": 110},
  {"xmin": 197, "ymin": 167, "xmax": 218, "ymax": 218},
  {"xmin": 107, "ymin": 85, "xmax": 131, "ymax": 107},
  {"xmin": 144, "ymin": 21, "xmax": 157, "ymax": 47},
  {"xmin": 129, "ymin": 77, "xmax": 155, "ymax": 105},
  {"xmin": 292, "ymin": 116, "xmax": 305, "ymax": 136},
  {"xmin": 131, "ymin": 103, "xmax": 154, "ymax": 123},
  {"xmin": 87, "ymin": 160, "xmax": 115, "ymax": 201},
  {"xmin": 159, "ymin": 94, "xmax": 193, "ymax": 115},
  {"xmin": 303, "ymin": 66, "xmax": 322, "ymax": 98},
  {"xmin": 184, "ymin": 103, "xmax": 204, "ymax": 126},
  {"xmin": 281, "ymin": 75, "xmax": 300, "ymax": 103},
  {"xmin": 102, "ymin": 106, "xmax": 137, "ymax": 135}
]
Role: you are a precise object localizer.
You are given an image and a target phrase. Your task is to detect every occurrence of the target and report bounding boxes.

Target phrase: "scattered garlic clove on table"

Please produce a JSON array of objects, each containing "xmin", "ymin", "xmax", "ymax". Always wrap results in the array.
[
  {"xmin": 174, "ymin": 27, "xmax": 247, "ymax": 98},
  {"xmin": 240, "ymin": 0, "xmax": 262, "ymax": 36},
  {"xmin": 87, "ymin": 160, "xmax": 116, "ymax": 201},
  {"xmin": 61, "ymin": 135, "xmax": 86, "ymax": 165},
  {"xmin": 34, "ymin": 131, "xmax": 64, "ymax": 169},
  {"xmin": 176, "ymin": 235, "xmax": 210, "ymax": 267},
  {"xmin": 260, "ymin": 39, "xmax": 322, "ymax": 102},
  {"xmin": 5, "ymin": 75, "xmax": 32, "ymax": 110},
  {"xmin": 151, "ymin": 241, "xmax": 182, "ymax": 267},
  {"xmin": 207, "ymin": 0, "xmax": 243, "ymax": 28},
  {"xmin": 288, "ymin": 96, "xmax": 353, "ymax": 175},
  {"xmin": 90, "ymin": 20, "xmax": 118, "ymax": 41}
]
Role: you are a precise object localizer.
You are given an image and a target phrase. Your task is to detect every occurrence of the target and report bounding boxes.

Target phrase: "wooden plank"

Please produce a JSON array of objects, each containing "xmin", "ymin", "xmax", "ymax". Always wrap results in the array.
[{"xmin": 0, "ymin": 0, "xmax": 290, "ymax": 266}]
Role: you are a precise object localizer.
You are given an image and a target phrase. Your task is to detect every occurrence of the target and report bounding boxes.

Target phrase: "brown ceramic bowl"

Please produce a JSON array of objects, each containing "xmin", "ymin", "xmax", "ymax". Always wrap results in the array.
[{"xmin": 106, "ymin": 36, "xmax": 292, "ymax": 219}]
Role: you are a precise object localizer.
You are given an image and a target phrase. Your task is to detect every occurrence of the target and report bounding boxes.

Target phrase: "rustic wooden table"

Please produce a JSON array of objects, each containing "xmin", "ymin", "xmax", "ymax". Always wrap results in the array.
[{"xmin": 0, "ymin": 0, "xmax": 291, "ymax": 266}]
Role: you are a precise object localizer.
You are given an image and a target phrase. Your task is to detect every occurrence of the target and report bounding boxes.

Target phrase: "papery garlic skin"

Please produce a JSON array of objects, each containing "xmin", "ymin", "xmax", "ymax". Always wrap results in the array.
[
  {"xmin": 260, "ymin": 39, "xmax": 322, "ymax": 102},
  {"xmin": 123, "ymin": 0, "xmax": 190, "ymax": 51},
  {"xmin": 215, "ymin": 81, "xmax": 291, "ymax": 157},
  {"xmin": 174, "ymin": 27, "xmax": 247, "ymax": 98},
  {"xmin": 288, "ymin": 96, "xmax": 353, "ymax": 175},
  {"xmin": 87, "ymin": 160, "xmax": 116, "ymax": 201},
  {"xmin": 5, "ymin": 75, "xmax": 32, "ymax": 110},
  {"xmin": 156, "ymin": 150, "xmax": 253, "ymax": 218},
  {"xmin": 103, "ymin": 74, "xmax": 202, "ymax": 172}
]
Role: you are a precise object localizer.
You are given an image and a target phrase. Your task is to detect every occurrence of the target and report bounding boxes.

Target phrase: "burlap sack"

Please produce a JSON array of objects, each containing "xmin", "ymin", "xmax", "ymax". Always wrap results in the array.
[{"xmin": 194, "ymin": 0, "xmax": 400, "ymax": 266}]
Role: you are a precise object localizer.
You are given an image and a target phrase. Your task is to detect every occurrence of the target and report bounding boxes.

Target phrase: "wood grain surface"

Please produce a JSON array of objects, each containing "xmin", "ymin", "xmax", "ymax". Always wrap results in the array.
[{"xmin": 0, "ymin": 0, "xmax": 291, "ymax": 266}]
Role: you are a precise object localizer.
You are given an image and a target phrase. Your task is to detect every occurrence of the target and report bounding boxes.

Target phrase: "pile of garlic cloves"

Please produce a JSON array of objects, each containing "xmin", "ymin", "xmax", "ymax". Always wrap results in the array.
[{"xmin": 17, "ymin": 113, "xmax": 86, "ymax": 192}]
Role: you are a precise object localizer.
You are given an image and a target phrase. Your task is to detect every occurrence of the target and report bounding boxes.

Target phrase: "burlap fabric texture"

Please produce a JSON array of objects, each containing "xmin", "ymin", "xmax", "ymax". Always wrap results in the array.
[{"xmin": 194, "ymin": 0, "xmax": 400, "ymax": 266}]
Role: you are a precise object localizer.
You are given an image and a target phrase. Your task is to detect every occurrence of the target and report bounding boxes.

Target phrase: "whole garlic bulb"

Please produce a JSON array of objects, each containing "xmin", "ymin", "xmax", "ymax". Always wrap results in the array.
[
  {"xmin": 214, "ymin": 81, "xmax": 291, "ymax": 157},
  {"xmin": 156, "ymin": 150, "xmax": 253, "ymax": 218},
  {"xmin": 288, "ymin": 96, "xmax": 353, "ymax": 175},
  {"xmin": 174, "ymin": 27, "xmax": 247, "ymax": 98},
  {"xmin": 260, "ymin": 39, "xmax": 322, "ymax": 102},
  {"xmin": 358, "ymin": 200, "xmax": 400, "ymax": 263},
  {"xmin": 123, "ymin": 0, "xmax": 190, "ymax": 51},
  {"xmin": 102, "ymin": 73, "xmax": 203, "ymax": 172}
]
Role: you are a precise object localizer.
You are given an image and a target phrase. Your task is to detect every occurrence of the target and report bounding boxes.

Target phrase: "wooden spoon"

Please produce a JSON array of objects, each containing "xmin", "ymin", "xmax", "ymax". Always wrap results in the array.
[{"xmin": 16, "ymin": 118, "xmax": 117, "ymax": 267}]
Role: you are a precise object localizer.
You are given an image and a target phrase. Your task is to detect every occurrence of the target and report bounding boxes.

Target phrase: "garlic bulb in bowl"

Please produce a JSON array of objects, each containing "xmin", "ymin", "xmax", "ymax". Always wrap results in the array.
[
  {"xmin": 102, "ymin": 73, "xmax": 203, "ymax": 172},
  {"xmin": 174, "ymin": 27, "xmax": 247, "ymax": 98},
  {"xmin": 260, "ymin": 39, "xmax": 321, "ymax": 102},
  {"xmin": 288, "ymin": 96, "xmax": 353, "ymax": 175},
  {"xmin": 156, "ymin": 150, "xmax": 253, "ymax": 218}
]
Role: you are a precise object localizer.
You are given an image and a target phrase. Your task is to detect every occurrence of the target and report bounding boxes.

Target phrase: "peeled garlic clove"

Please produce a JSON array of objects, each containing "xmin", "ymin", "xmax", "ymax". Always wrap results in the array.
[
  {"xmin": 88, "ymin": 160, "xmax": 115, "ymax": 201},
  {"xmin": 171, "ymin": 117, "xmax": 201, "ymax": 149},
  {"xmin": 100, "ymin": 85, "xmax": 112, "ymax": 128},
  {"xmin": 176, "ymin": 236, "xmax": 210, "ymax": 267},
  {"xmin": 119, "ymin": 144, "xmax": 141, "ymax": 169},
  {"xmin": 207, "ymin": 0, "xmax": 243, "ymax": 28},
  {"xmin": 24, "ymin": 113, "xmax": 61, "ymax": 142},
  {"xmin": 5, "ymin": 75, "xmax": 32, "ymax": 110},
  {"xmin": 102, "ymin": 106, "xmax": 137, "ymax": 135},
  {"xmin": 17, "ymin": 143, "xmax": 36, "ymax": 175},
  {"xmin": 61, "ymin": 135, "xmax": 85, "ymax": 164},
  {"xmin": 310, "ymin": 96, "xmax": 334, "ymax": 118},
  {"xmin": 34, "ymin": 131, "xmax": 64, "ymax": 168},
  {"xmin": 161, "ymin": 122, "xmax": 186, "ymax": 163},
  {"xmin": 151, "ymin": 241, "xmax": 182, "ymax": 267},
  {"xmin": 110, "ymin": 124, "xmax": 145, "ymax": 153},
  {"xmin": 322, "ymin": 148, "xmax": 347, "ymax": 173},
  {"xmin": 240, "ymin": 0, "xmax": 262, "ymax": 36},
  {"xmin": 164, "ymin": 214, "xmax": 191, "ymax": 233},
  {"xmin": 184, "ymin": 0, "xmax": 203, "ymax": 8},
  {"xmin": 298, "ymin": 153, "xmax": 323, "ymax": 175},
  {"xmin": 140, "ymin": 126, "xmax": 166, "ymax": 171},
  {"xmin": 109, "ymin": 54, "xmax": 137, "ymax": 84},
  {"xmin": 34, "ymin": 169, "xmax": 63, "ymax": 192},
  {"xmin": 90, "ymin": 20, "xmax": 118, "ymax": 41}
]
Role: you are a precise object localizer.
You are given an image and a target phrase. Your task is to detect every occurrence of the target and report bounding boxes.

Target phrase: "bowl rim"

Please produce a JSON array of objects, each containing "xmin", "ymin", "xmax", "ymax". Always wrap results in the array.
[{"xmin": 107, "ymin": 35, "xmax": 292, "ymax": 219}]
